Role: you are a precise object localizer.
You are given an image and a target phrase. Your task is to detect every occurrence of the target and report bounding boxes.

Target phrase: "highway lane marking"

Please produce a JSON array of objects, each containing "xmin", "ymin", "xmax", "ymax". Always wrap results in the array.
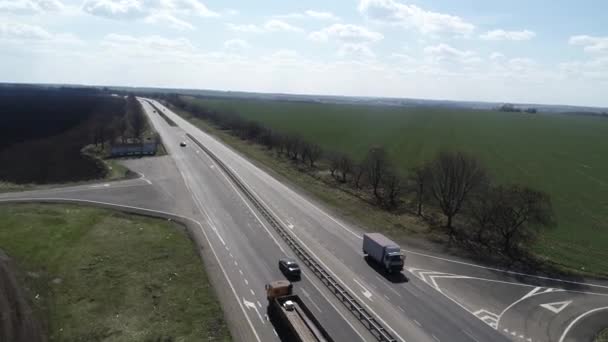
[
  {"xmin": 250, "ymin": 289, "xmax": 255, "ymax": 296},
  {"xmin": 285, "ymin": 223, "xmax": 405, "ymax": 341},
  {"xmin": 402, "ymin": 248, "xmax": 608, "ymax": 290},
  {"xmin": 239, "ymin": 269, "xmax": 243, "ymax": 275},
  {"xmin": 234, "ymin": 261, "xmax": 238, "ymax": 267},
  {"xmin": 179, "ymin": 169, "xmax": 226, "ymax": 246},
  {"xmin": 243, "ymin": 298, "xmax": 265, "ymax": 325},
  {"xmin": 462, "ymin": 329, "xmax": 480, "ymax": 342},
  {"xmin": 540, "ymin": 300, "xmax": 572, "ymax": 314},
  {"xmin": 473, "ymin": 309, "xmax": 498, "ymax": 328},
  {"xmin": 374, "ymin": 275, "xmax": 402, "ymax": 297},
  {"xmin": 558, "ymin": 308, "xmax": 608, "ymax": 342},
  {"xmin": 244, "ymin": 279, "xmax": 249, "ymax": 285},
  {"xmin": 413, "ymin": 320, "xmax": 421, "ymax": 327},
  {"xmin": 156, "ymin": 100, "xmax": 398, "ymax": 342},
  {"xmin": 206, "ymin": 159, "xmax": 287, "ymax": 254},
  {"xmin": 257, "ymin": 301, "xmax": 262, "ymax": 308},
  {"xmin": 405, "ymin": 267, "xmax": 502, "ymax": 331},
  {"xmin": 229, "ymin": 253, "xmax": 233, "ymax": 258},
  {"xmin": 300, "ymin": 273, "xmax": 367, "ymax": 342},
  {"xmin": 384, "ymin": 294, "xmax": 390, "ymax": 301},
  {"xmin": 497, "ymin": 286, "xmax": 577, "ymax": 327},
  {"xmin": 398, "ymin": 306, "xmax": 405, "ymax": 313},
  {"xmin": 352, "ymin": 278, "xmax": 373, "ymax": 301},
  {"xmin": 3, "ymin": 196, "xmax": 264, "ymax": 342},
  {"xmin": 301, "ymin": 288, "xmax": 323, "ymax": 313},
  {"xmin": 286, "ymin": 221, "xmax": 295, "ymax": 229},
  {"xmin": 432, "ymin": 334, "xmax": 440, "ymax": 342},
  {"xmin": 242, "ymin": 184, "xmax": 407, "ymax": 340}
]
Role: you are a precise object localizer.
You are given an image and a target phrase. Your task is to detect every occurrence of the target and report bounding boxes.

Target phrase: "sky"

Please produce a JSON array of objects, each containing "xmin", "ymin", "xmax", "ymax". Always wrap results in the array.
[{"xmin": 1, "ymin": 0, "xmax": 607, "ymax": 107}]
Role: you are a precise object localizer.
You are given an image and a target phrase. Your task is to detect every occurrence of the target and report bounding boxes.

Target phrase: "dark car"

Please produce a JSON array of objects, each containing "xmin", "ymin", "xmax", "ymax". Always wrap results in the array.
[
  {"xmin": 180, "ymin": 141, "xmax": 187, "ymax": 147},
  {"xmin": 278, "ymin": 258, "xmax": 301, "ymax": 279}
]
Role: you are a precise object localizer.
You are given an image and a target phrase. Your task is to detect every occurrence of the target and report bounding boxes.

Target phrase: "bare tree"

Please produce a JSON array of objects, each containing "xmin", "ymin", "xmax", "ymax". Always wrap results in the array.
[
  {"xmin": 364, "ymin": 147, "xmax": 390, "ymax": 201},
  {"xmin": 428, "ymin": 151, "xmax": 488, "ymax": 238},
  {"xmin": 305, "ymin": 143, "xmax": 323, "ymax": 168},
  {"xmin": 409, "ymin": 164, "xmax": 431, "ymax": 216},
  {"xmin": 337, "ymin": 154, "xmax": 353, "ymax": 183},
  {"xmin": 382, "ymin": 168, "xmax": 402, "ymax": 208},
  {"xmin": 351, "ymin": 163, "xmax": 365, "ymax": 189},
  {"xmin": 328, "ymin": 152, "xmax": 340, "ymax": 178},
  {"xmin": 126, "ymin": 95, "xmax": 146, "ymax": 141},
  {"xmin": 478, "ymin": 185, "xmax": 554, "ymax": 257}
]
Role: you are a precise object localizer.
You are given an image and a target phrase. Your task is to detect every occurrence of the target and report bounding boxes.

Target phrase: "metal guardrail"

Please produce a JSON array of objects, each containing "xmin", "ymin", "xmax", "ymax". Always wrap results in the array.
[{"xmin": 186, "ymin": 133, "xmax": 397, "ymax": 342}]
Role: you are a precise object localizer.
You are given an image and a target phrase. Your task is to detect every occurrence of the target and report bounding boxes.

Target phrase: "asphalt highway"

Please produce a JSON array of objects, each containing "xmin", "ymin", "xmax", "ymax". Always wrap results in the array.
[
  {"xmin": 1, "ymin": 97, "xmax": 605, "ymax": 342},
  {"xmin": 143, "ymin": 98, "xmax": 608, "ymax": 342}
]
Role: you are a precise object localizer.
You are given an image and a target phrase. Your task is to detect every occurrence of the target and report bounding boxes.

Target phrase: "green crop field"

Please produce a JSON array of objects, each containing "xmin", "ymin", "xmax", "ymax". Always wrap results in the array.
[{"xmin": 185, "ymin": 96, "xmax": 608, "ymax": 274}]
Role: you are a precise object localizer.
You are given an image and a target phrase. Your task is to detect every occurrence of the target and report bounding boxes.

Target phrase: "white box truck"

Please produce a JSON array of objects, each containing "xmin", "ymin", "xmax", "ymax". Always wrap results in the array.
[{"xmin": 362, "ymin": 233, "xmax": 405, "ymax": 274}]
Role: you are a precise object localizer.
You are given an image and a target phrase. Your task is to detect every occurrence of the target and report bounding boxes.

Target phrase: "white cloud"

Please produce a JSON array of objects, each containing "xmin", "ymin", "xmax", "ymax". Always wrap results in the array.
[
  {"xmin": 560, "ymin": 57, "xmax": 608, "ymax": 80},
  {"xmin": 480, "ymin": 29, "xmax": 535, "ymax": 41},
  {"xmin": 490, "ymin": 52, "xmax": 505, "ymax": 60},
  {"xmin": 0, "ymin": 0, "xmax": 64, "ymax": 14},
  {"xmin": 144, "ymin": 12, "xmax": 194, "ymax": 30},
  {"xmin": 269, "ymin": 49, "xmax": 299, "ymax": 60},
  {"xmin": 424, "ymin": 43, "xmax": 478, "ymax": 64},
  {"xmin": 569, "ymin": 35, "xmax": 608, "ymax": 53},
  {"xmin": 303, "ymin": 10, "xmax": 339, "ymax": 20},
  {"xmin": 227, "ymin": 20, "xmax": 302, "ymax": 33},
  {"xmin": 0, "ymin": 22, "xmax": 52, "ymax": 40},
  {"xmin": 358, "ymin": 0, "xmax": 474, "ymax": 35},
  {"xmin": 309, "ymin": 24, "xmax": 383, "ymax": 43},
  {"xmin": 157, "ymin": 0, "xmax": 218, "ymax": 17},
  {"xmin": 82, "ymin": 0, "xmax": 146, "ymax": 19},
  {"xmin": 500, "ymin": 57, "xmax": 538, "ymax": 73},
  {"xmin": 227, "ymin": 23, "xmax": 264, "ymax": 33},
  {"xmin": 263, "ymin": 19, "xmax": 302, "ymax": 32},
  {"xmin": 83, "ymin": 0, "xmax": 217, "ymax": 20},
  {"xmin": 102, "ymin": 33, "xmax": 195, "ymax": 52},
  {"xmin": 338, "ymin": 43, "xmax": 375, "ymax": 59},
  {"xmin": 223, "ymin": 39, "xmax": 249, "ymax": 50},
  {"xmin": 277, "ymin": 9, "xmax": 339, "ymax": 21}
]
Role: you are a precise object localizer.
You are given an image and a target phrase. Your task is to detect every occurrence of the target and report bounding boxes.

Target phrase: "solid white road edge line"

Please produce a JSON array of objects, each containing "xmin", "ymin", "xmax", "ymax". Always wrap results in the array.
[
  {"xmin": 558, "ymin": 307, "xmax": 608, "ymax": 342},
  {"xmin": 0, "ymin": 197, "xmax": 263, "ymax": 342}
]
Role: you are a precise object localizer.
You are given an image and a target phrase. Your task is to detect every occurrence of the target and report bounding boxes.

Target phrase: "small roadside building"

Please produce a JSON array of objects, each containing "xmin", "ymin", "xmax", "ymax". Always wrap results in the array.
[{"xmin": 110, "ymin": 143, "xmax": 157, "ymax": 157}]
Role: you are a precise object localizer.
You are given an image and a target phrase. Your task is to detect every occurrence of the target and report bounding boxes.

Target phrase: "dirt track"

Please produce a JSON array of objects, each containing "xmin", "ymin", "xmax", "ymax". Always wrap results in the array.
[{"xmin": 0, "ymin": 249, "xmax": 45, "ymax": 342}]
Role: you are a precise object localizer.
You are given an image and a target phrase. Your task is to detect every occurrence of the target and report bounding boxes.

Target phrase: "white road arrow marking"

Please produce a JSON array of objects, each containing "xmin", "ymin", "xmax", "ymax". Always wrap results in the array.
[
  {"xmin": 243, "ymin": 298, "xmax": 265, "ymax": 324},
  {"xmin": 353, "ymin": 278, "xmax": 373, "ymax": 301},
  {"xmin": 540, "ymin": 300, "xmax": 572, "ymax": 314}
]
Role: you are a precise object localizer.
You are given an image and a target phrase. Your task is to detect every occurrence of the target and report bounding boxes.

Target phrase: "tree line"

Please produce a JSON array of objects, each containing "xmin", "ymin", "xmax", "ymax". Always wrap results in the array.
[
  {"xmin": 91, "ymin": 94, "xmax": 151, "ymax": 149},
  {"xmin": 164, "ymin": 94, "xmax": 555, "ymax": 260},
  {"xmin": 0, "ymin": 87, "xmax": 126, "ymax": 183}
]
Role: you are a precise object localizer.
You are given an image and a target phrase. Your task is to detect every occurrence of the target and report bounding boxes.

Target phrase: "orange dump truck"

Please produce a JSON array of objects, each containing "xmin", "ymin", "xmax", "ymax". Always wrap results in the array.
[{"xmin": 265, "ymin": 280, "xmax": 334, "ymax": 342}]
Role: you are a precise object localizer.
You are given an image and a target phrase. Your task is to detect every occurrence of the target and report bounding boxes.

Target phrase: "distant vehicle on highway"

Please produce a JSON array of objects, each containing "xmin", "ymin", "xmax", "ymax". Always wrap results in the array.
[
  {"xmin": 180, "ymin": 141, "xmax": 187, "ymax": 147},
  {"xmin": 265, "ymin": 280, "xmax": 334, "ymax": 342},
  {"xmin": 363, "ymin": 233, "xmax": 405, "ymax": 274},
  {"xmin": 278, "ymin": 258, "xmax": 301, "ymax": 279}
]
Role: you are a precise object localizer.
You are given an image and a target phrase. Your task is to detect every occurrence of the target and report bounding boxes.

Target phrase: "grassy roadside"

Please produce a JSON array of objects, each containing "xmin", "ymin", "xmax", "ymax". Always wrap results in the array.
[
  {"xmin": 596, "ymin": 329, "xmax": 608, "ymax": 342},
  {"xmin": 168, "ymin": 103, "xmax": 608, "ymax": 278},
  {"xmin": 0, "ymin": 203, "xmax": 231, "ymax": 341}
]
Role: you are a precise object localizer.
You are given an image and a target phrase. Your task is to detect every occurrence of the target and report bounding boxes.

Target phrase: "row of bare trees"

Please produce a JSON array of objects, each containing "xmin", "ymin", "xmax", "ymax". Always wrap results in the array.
[
  {"xmin": 166, "ymin": 96, "xmax": 554, "ymax": 259},
  {"xmin": 91, "ymin": 94, "xmax": 150, "ymax": 149}
]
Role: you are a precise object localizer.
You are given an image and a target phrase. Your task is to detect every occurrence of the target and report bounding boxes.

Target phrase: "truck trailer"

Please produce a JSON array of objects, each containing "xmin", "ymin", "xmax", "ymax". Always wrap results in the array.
[
  {"xmin": 362, "ymin": 233, "xmax": 405, "ymax": 274},
  {"xmin": 265, "ymin": 280, "xmax": 333, "ymax": 342}
]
